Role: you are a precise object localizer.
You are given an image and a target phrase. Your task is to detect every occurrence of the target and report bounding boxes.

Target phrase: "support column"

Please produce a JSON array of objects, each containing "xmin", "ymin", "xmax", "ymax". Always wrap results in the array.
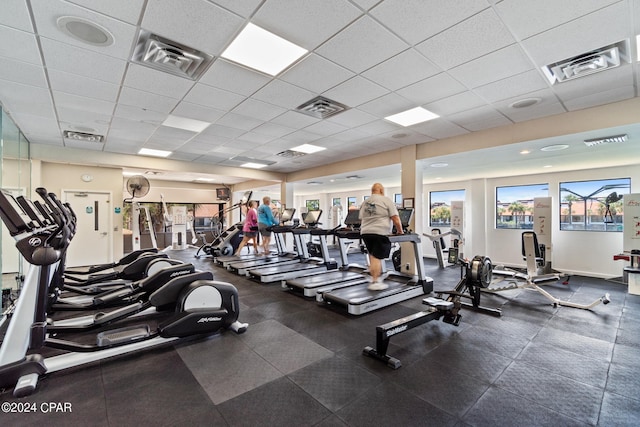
[
  {"xmin": 400, "ymin": 145, "xmax": 423, "ymax": 276},
  {"xmin": 280, "ymin": 181, "xmax": 294, "ymax": 213}
]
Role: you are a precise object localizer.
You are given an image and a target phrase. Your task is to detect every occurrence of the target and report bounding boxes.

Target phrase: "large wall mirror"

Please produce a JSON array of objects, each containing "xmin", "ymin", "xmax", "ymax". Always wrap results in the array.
[{"xmin": 1, "ymin": 106, "xmax": 31, "ymax": 313}]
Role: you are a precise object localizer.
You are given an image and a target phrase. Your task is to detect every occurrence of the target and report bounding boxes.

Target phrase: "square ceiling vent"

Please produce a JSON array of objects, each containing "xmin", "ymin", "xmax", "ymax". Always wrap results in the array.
[
  {"xmin": 541, "ymin": 39, "xmax": 631, "ymax": 84},
  {"xmin": 296, "ymin": 96, "xmax": 348, "ymax": 119},
  {"xmin": 131, "ymin": 30, "xmax": 214, "ymax": 80}
]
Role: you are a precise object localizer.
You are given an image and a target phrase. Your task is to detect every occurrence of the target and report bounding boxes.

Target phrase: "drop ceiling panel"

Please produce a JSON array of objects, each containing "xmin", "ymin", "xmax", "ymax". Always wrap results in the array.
[
  {"xmin": 303, "ymin": 120, "xmax": 350, "ymax": 138},
  {"xmin": 362, "ymin": 49, "xmax": 440, "ymax": 91},
  {"xmin": 183, "ymin": 83, "xmax": 244, "ymax": 110},
  {"xmin": 496, "ymin": 0, "xmax": 621, "ymax": 40},
  {"xmin": 199, "ymin": 60, "xmax": 271, "ymax": 96},
  {"xmin": 425, "ymin": 91, "xmax": 489, "ymax": 116},
  {"xmin": 358, "ymin": 92, "xmax": 415, "ymax": 117},
  {"xmin": 0, "ymin": 58, "xmax": 47, "ymax": 88},
  {"xmin": 323, "ymin": 76, "xmax": 388, "ymax": 108},
  {"xmin": 564, "ymin": 85, "xmax": 635, "ymax": 111},
  {"xmin": 0, "ymin": 0, "xmax": 34, "ymax": 31},
  {"xmin": 52, "ymin": 91, "xmax": 115, "ymax": 116},
  {"xmin": 0, "ymin": 81, "xmax": 53, "ymax": 107},
  {"xmin": 232, "ymin": 98, "xmax": 287, "ymax": 122},
  {"xmin": 123, "ymin": 64, "xmax": 195, "ymax": 99},
  {"xmin": 170, "ymin": 102, "xmax": 225, "ymax": 123},
  {"xmin": 237, "ymin": 132, "xmax": 277, "ymax": 145},
  {"xmin": 11, "ymin": 114, "xmax": 60, "ymax": 135},
  {"xmin": 210, "ymin": 0, "xmax": 263, "ymax": 18},
  {"xmin": 3, "ymin": 98, "xmax": 56, "ymax": 121},
  {"xmin": 520, "ymin": 2, "xmax": 632, "ymax": 66},
  {"xmin": 0, "ymin": 25, "xmax": 42, "ymax": 65},
  {"xmin": 448, "ymin": 44, "xmax": 534, "ymax": 88},
  {"xmin": 251, "ymin": 122, "xmax": 297, "ymax": 139},
  {"xmin": 473, "ymin": 69, "xmax": 549, "ymax": 103},
  {"xmin": 40, "ymin": 38, "xmax": 127, "ymax": 84},
  {"xmin": 396, "ymin": 73, "xmax": 466, "ymax": 105},
  {"xmin": 30, "ymin": 0, "xmax": 137, "ymax": 59},
  {"xmin": 253, "ymin": 0, "xmax": 362, "ymax": 50},
  {"xmin": 315, "ymin": 16, "xmax": 408, "ymax": 74},
  {"xmin": 49, "ymin": 69, "xmax": 120, "ymax": 102},
  {"xmin": 216, "ymin": 112, "xmax": 264, "ymax": 131},
  {"xmin": 109, "ymin": 117, "xmax": 157, "ymax": 140},
  {"xmin": 370, "ymin": 0, "xmax": 488, "ymax": 45},
  {"xmin": 416, "ymin": 9, "xmax": 516, "ymax": 70},
  {"xmin": 552, "ymin": 65, "xmax": 634, "ymax": 100},
  {"xmin": 270, "ymin": 110, "xmax": 319, "ymax": 129},
  {"xmin": 411, "ymin": 119, "xmax": 470, "ymax": 140},
  {"xmin": 280, "ymin": 54, "xmax": 355, "ymax": 94},
  {"xmin": 199, "ymin": 124, "xmax": 245, "ymax": 139},
  {"xmin": 165, "ymin": 151, "xmax": 201, "ymax": 162},
  {"xmin": 499, "ymin": 100, "xmax": 566, "ymax": 123},
  {"xmin": 63, "ymin": 139, "xmax": 104, "ymax": 151},
  {"xmin": 252, "ymin": 79, "xmax": 315, "ymax": 109},
  {"xmin": 56, "ymin": 107, "xmax": 112, "ymax": 132},
  {"xmin": 141, "ymin": 0, "xmax": 243, "ymax": 55},
  {"xmin": 113, "ymin": 104, "xmax": 165, "ymax": 123},
  {"xmin": 354, "ymin": 119, "xmax": 399, "ymax": 136},
  {"xmin": 66, "ymin": 0, "xmax": 145, "ymax": 24},
  {"xmin": 325, "ymin": 108, "xmax": 378, "ymax": 128}
]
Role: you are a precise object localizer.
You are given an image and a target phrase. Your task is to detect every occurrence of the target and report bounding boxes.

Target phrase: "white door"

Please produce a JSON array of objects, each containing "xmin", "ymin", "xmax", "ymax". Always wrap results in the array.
[{"xmin": 63, "ymin": 190, "xmax": 112, "ymax": 268}]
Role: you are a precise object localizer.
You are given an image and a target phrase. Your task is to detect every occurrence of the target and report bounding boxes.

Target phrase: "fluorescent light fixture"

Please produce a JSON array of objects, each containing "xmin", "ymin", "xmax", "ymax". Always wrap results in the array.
[
  {"xmin": 385, "ymin": 107, "xmax": 439, "ymax": 127},
  {"xmin": 241, "ymin": 162, "xmax": 268, "ymax": 169},
  {"xmin": 291, "ymin": 144, "xmax": 326, "ymax": 154},
  {"xmin": 162, "ymin": 115, "xmax": 210, "ymax": 133},
  {"xmin": 221, "ymin": 23, "xmax": 307, "ymax": 76},
  {"xmin": 138, "ymin": 148, "xmax": 172, "ymax": 157}
]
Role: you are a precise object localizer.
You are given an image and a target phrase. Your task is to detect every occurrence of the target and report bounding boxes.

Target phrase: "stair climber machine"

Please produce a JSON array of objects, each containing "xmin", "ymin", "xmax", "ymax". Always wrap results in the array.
[
  {"xmin": 247, "ymin": 210, "xmax": 338, "ymax": 284},
  {"xmin": 318, "ymin": 208, "xmax": 434, "ymax": 315},
  {"xmin": 196, "ymin": 190, "xmax": 252, "ymax": 258},
  {"xmin": 0, "ymin": 188, "xmax": 248, "ymax": 397},
  {"xmin": 283, "ymin": 209, "xmax": 371, "ymax": 297},
  {"xmin": 224, "ymin": 209, "xmax": 303, "ymax": 275}
]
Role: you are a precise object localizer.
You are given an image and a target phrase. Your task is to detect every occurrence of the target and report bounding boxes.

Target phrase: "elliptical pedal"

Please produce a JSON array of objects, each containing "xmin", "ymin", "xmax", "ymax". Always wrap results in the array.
[{"xmin": 97, "ymin": 325, "xmax": 151, "ymax": 346}]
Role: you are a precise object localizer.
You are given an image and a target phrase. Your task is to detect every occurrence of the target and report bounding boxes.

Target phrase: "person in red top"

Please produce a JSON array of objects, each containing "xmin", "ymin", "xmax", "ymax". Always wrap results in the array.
[{"xmin": 234, "ymin": 200, "xmax": 259, "ymax": 256}]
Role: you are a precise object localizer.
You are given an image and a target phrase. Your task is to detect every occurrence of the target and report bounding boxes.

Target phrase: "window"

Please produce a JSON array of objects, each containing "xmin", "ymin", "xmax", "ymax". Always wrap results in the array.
[
  {"xmin": 347, "ymin": 197, "xmax": 357, "ymax": 208},
  {"xmin": 332, "ymin": 198, "xmax": 341, "ymax": 207},
  {"xmin": 394, "ymin": 193, "xmax": 402, "ymax": 207},
  {"xmin": 496, "ymin": 184, "xmax": 548, "ymax": 229},
  {"xmin": 560, "ymin": 178, "xmax": 630, "ymax": 231},
  {"xmin": 429, "ymin": 190, "xmax": 465, "ymax": 227}
]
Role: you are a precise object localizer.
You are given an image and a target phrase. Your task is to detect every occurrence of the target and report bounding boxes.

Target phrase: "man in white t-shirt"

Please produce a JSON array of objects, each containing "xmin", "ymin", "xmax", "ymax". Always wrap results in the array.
[{"xmin": 359, "ymin": 183, "xmax": 403, "ymax": 290}]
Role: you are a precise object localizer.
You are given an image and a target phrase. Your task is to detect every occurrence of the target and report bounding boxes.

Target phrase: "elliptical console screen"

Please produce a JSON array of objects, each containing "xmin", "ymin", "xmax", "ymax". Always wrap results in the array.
[
  {"xmin": 398, "ymin": 208, "xmax": 414, "ymax": 228},
  {"xmin": 304, "ymin": 210, "xmax": 322, "ymax": 225},
  {"xmin": 280, "ymin": 208, "xmax": 296, "ymax": 223}
]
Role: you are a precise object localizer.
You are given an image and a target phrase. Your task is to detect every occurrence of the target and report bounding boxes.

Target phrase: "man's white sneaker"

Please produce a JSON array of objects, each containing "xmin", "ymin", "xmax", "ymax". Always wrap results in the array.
[{"xmin": 368, "ymin": 282, "xmax": 389, "ymax": 291}]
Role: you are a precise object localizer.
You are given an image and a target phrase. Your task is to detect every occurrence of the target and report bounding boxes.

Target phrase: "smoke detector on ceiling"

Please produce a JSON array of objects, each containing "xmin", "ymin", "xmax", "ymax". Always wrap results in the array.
[
  {"xmin": 131, "ymin": 30, "xmax": 214, "ymax": 80},
  {"xmin": 541, "ymin": 40, "xmax": 631, "ymax": 84},
  {"xmin": 583, "ymin": 134, "xmax": 627, "ymax": 147},
  {"xmin": 296, "ymin": 96, "xmax": 348, "ymax": 119},
  {"xmin": 63, "ymin": 130, "xmax": 104, "ymax": 143}
]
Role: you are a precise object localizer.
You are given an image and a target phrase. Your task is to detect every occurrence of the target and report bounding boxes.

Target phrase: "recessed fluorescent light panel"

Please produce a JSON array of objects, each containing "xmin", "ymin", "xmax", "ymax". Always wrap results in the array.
[
  {"xmin": 291, "ymin": 144, "xmax": 326, "ymax": 154},
  {"xmin": 385, "ymin": 107, "xmax": 439, "ymax": 127},
  {"xmin": 241, "ymin": 162, "xmax": 268, "ymax": 169},
  {"xmin": 138, "ymin": 148, "xmax": 172, "ymax": 157},
  {"xmin": 221, "ymin": 23, "xmax": 307, "ymax": 76},
  {"xmin": 162, "ymin": 115, "xmax": 210, "ymax": 133}
]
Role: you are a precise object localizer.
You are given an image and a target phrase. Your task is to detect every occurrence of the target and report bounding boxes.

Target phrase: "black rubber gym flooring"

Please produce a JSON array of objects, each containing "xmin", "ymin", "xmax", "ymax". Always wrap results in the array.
[{"xmin": 2, "ymin": 247, "xmax": 639, "ymax": 426}]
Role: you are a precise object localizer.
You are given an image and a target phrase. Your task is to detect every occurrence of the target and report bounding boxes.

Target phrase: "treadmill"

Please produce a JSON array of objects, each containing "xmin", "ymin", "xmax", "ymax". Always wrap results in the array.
[
  {"xmin": 283, "ymin": 209, "xmax": 370, "ymax": 297},
  {"xmin": 318, "ymin": 208, "xmax": 434, "ymax": 315},
  {"xmin": 215, "ymin": 208, "xmax": 296, "ymax": 269},
  {"xmin": 247, "ymin": 210, "xmax": 338, "ymax": 283},
  {"xmin": 225, "ymin": 209, "xmax": 302, "ymax": 276}
]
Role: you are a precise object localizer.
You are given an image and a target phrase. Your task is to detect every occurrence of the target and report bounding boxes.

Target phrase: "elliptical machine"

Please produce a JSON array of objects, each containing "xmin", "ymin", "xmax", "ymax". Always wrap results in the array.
[{"xmin": 0, "ymin": 188, "xmax": 248, "ymax": 397}]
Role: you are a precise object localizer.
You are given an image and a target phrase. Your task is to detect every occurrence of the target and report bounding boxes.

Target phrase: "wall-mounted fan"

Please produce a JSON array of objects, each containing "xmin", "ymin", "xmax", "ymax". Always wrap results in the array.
[{"xmin": 124, "ymin": 175, "xmax": 150, "ymax": 202}]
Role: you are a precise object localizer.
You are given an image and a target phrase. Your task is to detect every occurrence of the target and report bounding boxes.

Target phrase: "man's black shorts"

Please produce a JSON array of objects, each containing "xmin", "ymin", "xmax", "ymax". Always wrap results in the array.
[{"xmin": 361, "ymin": 234, "xmax": 391, "ymax": 259}]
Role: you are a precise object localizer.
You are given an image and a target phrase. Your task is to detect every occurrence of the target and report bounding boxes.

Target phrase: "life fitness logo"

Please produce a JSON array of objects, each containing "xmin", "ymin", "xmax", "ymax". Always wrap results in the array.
[
  {"xmin": 28, "ymin": 237, "xmax": 42, "ymax": 247},
  {"xmin": 626, "ymin": 199, "xmax": 640, "ymax": 207},
  {"xmin": 535, "ymin": 201, "xmax": 550, "ymax": 208}
]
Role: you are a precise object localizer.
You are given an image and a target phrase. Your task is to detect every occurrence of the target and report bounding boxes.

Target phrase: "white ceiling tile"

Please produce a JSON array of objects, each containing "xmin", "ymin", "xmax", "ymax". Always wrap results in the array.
[
  {"xmin": 520, "ymin": 2, "xmax": 632, "ymax": 66},
  {"xmin": 142, "ymin": 0, "xmax": 242, "ymax": 55},
  {"xmin": 123, "ymin": 64, "xmax": 195, "ymax": 99},
  {"xmin": 281, "ymin": 129, "xmax": 323, "ymax": 144},
  {"xmin": 11, "ymin": 113, "xmax": 60, "ymax": 135},
  {"xmin": 448, "ymin": 44, "xmax": 534, "ymax": 88},
  {"xmin": 396, "ymin": 73, "xmax": 466, "ymax": 105},
  {"xmin": 280, "ymin": 54, "xmax": 355, "ymax": 94},
  {"xmin": 498, "ymin": 101, "xmax": 567, "ymax": 123},
  {"xmin": 216, "ymin": 112, "xmax": 264, "ymax": 131},
  {"xmin": 379, "ymin": 130, "xmax": 436, "ymax": 145},
  {"xmin": 349, "ymin": 0, "xmax": 380, "ymax": 11},
  {"xmin": 63, "ymin": 139, "xmax": 104, "ymax": 150},
  {"xmin": 253, "ymin": 0, "xmax": 362, "ymax": 50},
  {"xmin": 362, "ymin": 49, "xmax": 440, "ymax": 91},
  {"xmin": 57, "ymin": 107, "xmax": 112, "ymax": 132},
  {"xmin": 251, "ymin": 122, "xmax": 296, "ymax": 139},
  {"xmin": 494, "ymin": 88, "xmax": 561, "ymax": 113},
  {"xmin": 232, "ymin": 98, "xmax": 287, "ymax": 122},
  {"xmin": 424, "ymin": 91, "xmax": 488, "ymax": 116},
  {"xmin": 209, "ymin": 0, "xmax": 263, "ymax": 17},
  {"xmin": 49, "ymin": 69, "xmax": 120, "ymax": 102},
  {"xmin": 303, "ymin": 121, "xmax": 350, "ymax": 138},
  {"xmin": 270, "ymin": 110, "xmax": 320, "ymax": 129},
  {"xmin": 183, "ymin": 83, "xmax": 244, "ymax": 110},
  {"xmin": 30, "ymin": 0, "xmax": 137, "ymax": 59},
  {"xmin": 323, "ymin": 76, "xmax": 389, "ymax": 108},
  {"xmin": 24, "ymin": 134, "xmax": 64, "ymax": 146},
  {"xmin": 325, "ymin": 108, "xmax": 378, "ymax": 128},
  {"xmin": 66, "ymin": 0, "xmax": 145, "ymax": 24},
  {"xmin": 0, "ymin": 0, "xmax": 34, "ymax": 31},
  {"xmin": 252, "ymin": 79, "xmax": 316, "ymax": 109},
  {"xmin": 171, "ymin": 102, "xmax": 225, "ymax": 123},
  {"xmin": 411, "ymin": 119, "xmax": 470, "ymax": 139},
  {"xmin": 416, "ymin": 9, "xmax": 515, "ymax": 70},
  {"xmin": 113, "ymin": 104, "xmax": 166, "ymax": 124},
  {"xmin": 552, "ymin": 66, "xmax": 634, "ymax": 100},
  {"xmin": 199, "ymin": 59, "xmax": 271, "ymax": 96},
  {"xmin": 109, "ymin": 117, "xmax": 157, "ymax": 140},
  {"xmin": 237, "ymin": 132, "xmax": 276, "ymax": 145},
  {"xmin": 166, "ymin": 151, "xmax": 202, "ymax": 162},
  {"xmin": 0, "ymin": 80, "xmax": 52, "ymax": 107},
  {"xmin": 331, "ymin": 128, "xmax": 372, "ymax": 142},
  {"xmin": 199, "ymin": 123, "xmax": 246, "ymax": 139},
  {"xmin": 448, "ymin": 105, "xmax": 512, "ymax": 131},
  {"xmin": 564, "ymin": 85, "xmax": 635, "ymax": 111},
  {"xmin": 354, "ymin": 119, "xmax": 399, "ymax": 136},
  {"xmin": 316, "ymin": 16, "xmax": 408, "ymax": 74},
  {"xmin": 1, "ymin": 96, "xmax": 56, "ymax": 120},
  {"xmin": 152, "ymin": 125, "xmax": 198, "ymax": 141},
  {"xmin": 370, "ymin": 0, "xmax": 488, "ymax": 45},
  {"xmin": 40, "ymin": 38, "xmax": 126, "ymax": 84},
  {"xmin": 473, "ymin": 70, "xmax": 549, "ymax": 103},
  {"xmin": 119, "ymin": 87, "xmax": 179, "ymax": 113},
  {"xmin": 0, "ymin": 57, "xmax": 47, "ymax": 87},
  {"xmin": 0, "ymin": 25, "xmax": 42, "ymax": 65},
  {"xmin": 496, "ymin": 0, "xmax": 621, "ymax": 40},
  {"xmin": 358, "ymin": 93, "xmax": 415, "ymax": 117}
]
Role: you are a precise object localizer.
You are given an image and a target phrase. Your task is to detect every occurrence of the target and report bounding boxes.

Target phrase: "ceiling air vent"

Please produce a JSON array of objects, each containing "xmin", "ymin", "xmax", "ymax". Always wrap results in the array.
[
  {"xmin": 131, "ymin": 30, "xmax": 214, "ymax": 80},
  {"xmin": 296, "ymin": 96, "xmax": 348, "ymax": 119},
  {"xmin": 584, "ymin": 134, "xmax": 627, "ymax": 147},
  {"xmin": 276, "ymin": 150, "xmax": 306, "ymax": 158},
  {"xmin": 541, "ymin": 40, "xmax": 631, "ymax": 85},
  {"xmin": 63, "ymin": 130, "xmax": 104, "ymax": 143}
]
